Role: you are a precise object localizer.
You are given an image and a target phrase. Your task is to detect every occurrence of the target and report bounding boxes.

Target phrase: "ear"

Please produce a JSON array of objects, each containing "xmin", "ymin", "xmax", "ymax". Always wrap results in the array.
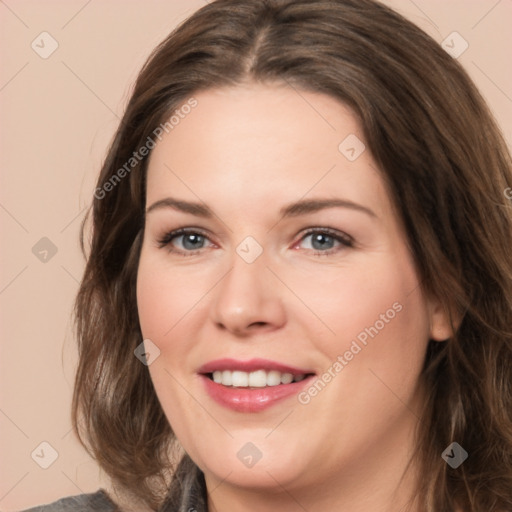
[{"xmin": 427, "ymin": 297, "xmax": 459, "ymax": 342}]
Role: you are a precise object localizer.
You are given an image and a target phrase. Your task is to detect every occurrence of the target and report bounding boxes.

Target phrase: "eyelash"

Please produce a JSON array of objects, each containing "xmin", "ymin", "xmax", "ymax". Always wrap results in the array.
[{"xmin": 156, "ymin": 227, "xmax": 354, "ymax": 257}]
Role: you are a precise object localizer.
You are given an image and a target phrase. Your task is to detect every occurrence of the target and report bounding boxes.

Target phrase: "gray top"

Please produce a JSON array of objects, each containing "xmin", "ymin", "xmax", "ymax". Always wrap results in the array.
[
  {"xmin": 20, "ymin": 459, "xmax": 207, "ymax": 512},
  {"xmin": 20, "ymin": 490, "xmax": 117, "ymax": 512}
]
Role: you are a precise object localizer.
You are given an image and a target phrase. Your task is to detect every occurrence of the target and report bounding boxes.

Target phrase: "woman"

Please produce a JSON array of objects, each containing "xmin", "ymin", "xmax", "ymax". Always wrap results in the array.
[{"xmin": 24, "ymin": 0, "xmax": 512, "ymax": 510}]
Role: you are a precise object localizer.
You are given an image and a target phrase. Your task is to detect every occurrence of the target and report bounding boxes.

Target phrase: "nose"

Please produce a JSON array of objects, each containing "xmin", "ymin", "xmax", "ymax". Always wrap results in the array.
[{"xmin": 210, "ymin": 251, "xmax": 286, "ymax": 337}]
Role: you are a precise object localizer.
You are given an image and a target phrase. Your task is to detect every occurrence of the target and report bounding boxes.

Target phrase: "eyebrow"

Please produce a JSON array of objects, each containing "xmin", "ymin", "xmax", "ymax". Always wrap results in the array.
[{"xmin": 145, "ymin": 197, "xmax": 377, "ymax": 219}]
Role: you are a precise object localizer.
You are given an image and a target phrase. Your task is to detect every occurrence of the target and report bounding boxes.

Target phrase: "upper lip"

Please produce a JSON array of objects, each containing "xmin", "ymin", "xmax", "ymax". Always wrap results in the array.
[{"xmin": 198, "ymin": 358, "xmax": 315, "ymax": 376}]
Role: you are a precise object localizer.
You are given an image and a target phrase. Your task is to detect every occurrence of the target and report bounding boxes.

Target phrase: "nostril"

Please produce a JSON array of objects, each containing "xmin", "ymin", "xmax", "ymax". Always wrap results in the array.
[{"xmin": 249, "ymin": 321, "xmax": 267, "ymax": 328}]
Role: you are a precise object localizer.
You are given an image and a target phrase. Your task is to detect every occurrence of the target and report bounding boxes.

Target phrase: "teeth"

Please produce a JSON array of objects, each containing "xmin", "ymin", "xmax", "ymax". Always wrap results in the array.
[
  {"xmin": 222, "ymin": 370, "xmax": 232, "ymax": 386},
  {"xmin": 281, "ymin": 373, "xmax": 293, "ymax": 384},
  {"xmin": 232, "ymin": 371, "xmax": 249, "ymax": 387},
  {"xmin": 210, "ymin": 370, "xmax": 308, "ymax": 387},
  {"xmin": 248, "ymin": 369, "xmax": 267, "ymax": 387},
  {"xmin": 267, "ymin": 370, "xmax": 281, "ymax": 386}
]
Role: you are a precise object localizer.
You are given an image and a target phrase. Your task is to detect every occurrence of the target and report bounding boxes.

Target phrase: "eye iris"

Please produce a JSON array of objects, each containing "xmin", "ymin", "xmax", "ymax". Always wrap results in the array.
[
  {"xmin": 182, "ymin": 233, "xmax": 204, "ymax": 250},
  {"xmin": 311, "ymin": 233, "xmax": 334, "ymax": 250}
]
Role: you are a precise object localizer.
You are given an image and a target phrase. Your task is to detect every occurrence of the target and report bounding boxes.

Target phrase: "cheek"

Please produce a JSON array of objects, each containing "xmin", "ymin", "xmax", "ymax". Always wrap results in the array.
[
  {"xmin": 309, "ymin": 254, "xmax": 431, "ymax": 417},
  {"xmin": 136, "ymin": 252, "xmax": 212, "ymax": 452},
  {"xmin": 136, "ymin": 249, "xmax": 213, "ymax": 342},
  {"xmin": 297, "ymin": 252, "xmax": 431, "ymax": 414},
  {"xmin": 288, "ymin": 252, "xmax": 428, "ymax": 352}
]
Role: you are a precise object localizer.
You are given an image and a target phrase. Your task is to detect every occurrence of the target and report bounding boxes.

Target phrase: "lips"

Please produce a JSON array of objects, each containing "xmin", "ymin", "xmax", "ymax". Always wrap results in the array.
[{"xmin": 197, "ymin": 358, "xmax": 316, "ymax": 412}]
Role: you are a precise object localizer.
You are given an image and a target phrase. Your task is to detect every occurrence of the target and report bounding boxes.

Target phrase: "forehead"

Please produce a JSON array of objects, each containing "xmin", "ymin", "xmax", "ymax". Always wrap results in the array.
[{"xmin": 146, "ymin": 83, "xmax": 390, "ymax": 220}]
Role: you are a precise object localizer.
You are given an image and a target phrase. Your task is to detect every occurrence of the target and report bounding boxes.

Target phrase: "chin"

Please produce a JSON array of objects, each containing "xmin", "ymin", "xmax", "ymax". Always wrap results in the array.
[{"xmin": 194, "ymin": 436, "xmax": 312, "ymax": 490}]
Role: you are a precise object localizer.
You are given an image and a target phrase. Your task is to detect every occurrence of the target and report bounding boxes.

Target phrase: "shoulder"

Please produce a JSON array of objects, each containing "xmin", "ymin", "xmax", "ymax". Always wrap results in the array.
[{"xmin": 20, "ymin": 489, "xmax": 117, "ymax": 512}]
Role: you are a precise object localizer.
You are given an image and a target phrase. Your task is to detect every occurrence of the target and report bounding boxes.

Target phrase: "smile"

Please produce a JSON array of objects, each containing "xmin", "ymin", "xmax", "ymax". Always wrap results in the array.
[{"xmin": 198, "ymin": 358, "xmax": 316, "ymax": 412}]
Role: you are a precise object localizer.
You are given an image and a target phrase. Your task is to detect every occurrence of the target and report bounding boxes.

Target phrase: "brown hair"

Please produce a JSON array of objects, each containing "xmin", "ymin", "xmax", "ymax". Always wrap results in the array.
[{"xmin": 72, "ymin": 0, "xmax": 512, "ymax": 510}]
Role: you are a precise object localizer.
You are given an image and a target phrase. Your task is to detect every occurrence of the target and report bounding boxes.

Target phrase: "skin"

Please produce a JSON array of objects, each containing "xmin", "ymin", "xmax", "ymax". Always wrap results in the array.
[{"xmin": 136, "ymin": 83, "xmax": 452, "ymax": 512}]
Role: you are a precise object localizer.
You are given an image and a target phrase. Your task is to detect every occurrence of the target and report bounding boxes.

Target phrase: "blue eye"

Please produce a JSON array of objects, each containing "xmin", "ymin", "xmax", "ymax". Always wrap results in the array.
[
  {"xmin": 178, "ymin": 233, "xmax": 206, "ymax": 250},
  {"xmin": 298, "ymin": 229, "xmax": 353, "ymax": 254},
  {"xmin": 157, "ymin": 229, "xmax": 212, "ymax": 254}
]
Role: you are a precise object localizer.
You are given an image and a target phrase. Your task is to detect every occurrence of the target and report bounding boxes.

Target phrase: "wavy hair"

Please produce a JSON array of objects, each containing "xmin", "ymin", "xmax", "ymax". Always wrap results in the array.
[{"xmin": 72, "ymin": 0, "xmax": 512, "ymax": 510}]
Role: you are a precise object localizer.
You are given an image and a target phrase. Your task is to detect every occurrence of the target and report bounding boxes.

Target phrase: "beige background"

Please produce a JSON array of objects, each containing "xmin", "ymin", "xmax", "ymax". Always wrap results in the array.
[{"xmin": 1, "ymin": 1, "xmax": 511, "ymax": 510}]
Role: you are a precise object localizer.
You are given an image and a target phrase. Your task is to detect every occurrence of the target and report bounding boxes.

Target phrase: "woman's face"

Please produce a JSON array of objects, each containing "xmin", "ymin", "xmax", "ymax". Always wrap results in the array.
[{"xmin": 137, "ymin": 83, "xmax": 450, "ymax": 498}]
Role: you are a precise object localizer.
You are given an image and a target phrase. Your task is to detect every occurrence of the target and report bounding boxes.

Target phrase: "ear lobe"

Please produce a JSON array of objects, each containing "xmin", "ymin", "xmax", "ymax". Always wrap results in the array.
[{"xmin": 428, "ymin": 298, "xmax": 459, "ymax": 342}]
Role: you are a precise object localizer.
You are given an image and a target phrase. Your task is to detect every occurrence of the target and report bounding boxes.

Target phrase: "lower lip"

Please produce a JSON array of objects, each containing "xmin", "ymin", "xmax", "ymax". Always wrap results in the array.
[{"xmin": 200, "ymin": 374, "xmax": 315, "ymax": 412}]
